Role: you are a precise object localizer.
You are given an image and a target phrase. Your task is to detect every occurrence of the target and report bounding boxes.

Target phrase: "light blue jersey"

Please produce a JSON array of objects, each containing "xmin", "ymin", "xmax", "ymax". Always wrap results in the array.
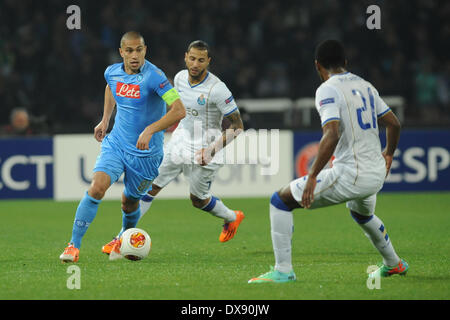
[
  {"xmin": 66, "ymin": 59, "xmax": 179, "ymax": 252},
  {"xmin": 94, "ymin": 59, "xmax": 177, "ymax": 199},
  {"xmin": 104, "ymin": 60, "xmax": 173, "ymax": 157}
]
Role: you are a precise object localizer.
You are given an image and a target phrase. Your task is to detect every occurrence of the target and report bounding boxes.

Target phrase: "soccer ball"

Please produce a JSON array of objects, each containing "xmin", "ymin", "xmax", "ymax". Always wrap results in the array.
[{"xmin": 119, "ymin": 228, "xmax": 151, "ymax": 261}]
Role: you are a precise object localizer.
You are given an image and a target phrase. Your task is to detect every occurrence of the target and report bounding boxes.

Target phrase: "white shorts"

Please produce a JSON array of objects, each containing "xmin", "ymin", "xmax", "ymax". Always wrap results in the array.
[
  {"xmin": 289, "ymin": 167, "xmax": 385, "ymax": 215},
  {"xmin": 153, "ymin": 142, "xmax": 221, "ymax": 200}
]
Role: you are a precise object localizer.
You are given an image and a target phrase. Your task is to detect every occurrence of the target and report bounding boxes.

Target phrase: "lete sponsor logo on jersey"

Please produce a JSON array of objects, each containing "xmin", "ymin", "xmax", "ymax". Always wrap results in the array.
[
  {"xmin": 319, "ymin": 97, "xmax": 335, "ymax": 106},
  {"xmin": 116, "ymin": 82, "xmax": 140, "ymax": 99}
]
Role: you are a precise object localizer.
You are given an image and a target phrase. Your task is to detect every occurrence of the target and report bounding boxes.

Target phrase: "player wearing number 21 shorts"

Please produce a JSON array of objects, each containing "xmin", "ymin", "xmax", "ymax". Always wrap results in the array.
[{"xmin": 249, "ymin": 39, "xmax": 408, "ymax": 283}]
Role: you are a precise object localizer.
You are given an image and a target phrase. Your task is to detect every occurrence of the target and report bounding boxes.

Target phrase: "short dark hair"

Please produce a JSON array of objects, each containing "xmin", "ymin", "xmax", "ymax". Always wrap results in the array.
[
  {"xmin": 120, "ymin": 31, "xmax": 145, "ymax": 47},
  {"xmin": 187, "ymin": 40, "xmax": 210, "ymax": 57},
  {"xmin": 315, "ymin": 39, "xmax": 346, "ymax": 69}
]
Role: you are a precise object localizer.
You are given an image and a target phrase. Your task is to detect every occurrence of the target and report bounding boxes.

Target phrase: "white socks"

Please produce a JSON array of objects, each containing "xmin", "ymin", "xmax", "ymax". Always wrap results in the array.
[
  {"xmin": 270, "ymin": 203, "xmax": 294, "ymax": 273},
  {"xmin": 355, "ymin": 214, "xmax": 400, "ymax": 267},
  {"xmin": 139, "ymin": 194, "xmax": 237, "ymax": 224},
  {"xmin": 139, "ymin": 194, "xmax": 154, "ymax": 218},
  {"xmin": 202, "ymin": 196, "xmax": 236, "ymax": 222},
  {"xmin": 269, "ymin": 206, "xmax": 401, "ymax": 275}
]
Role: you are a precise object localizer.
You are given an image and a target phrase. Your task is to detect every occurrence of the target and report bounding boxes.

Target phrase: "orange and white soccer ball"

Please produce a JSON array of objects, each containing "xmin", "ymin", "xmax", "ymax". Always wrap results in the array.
[{"xmin": 119, "ymin": 228, "xmax": 151, "ymax": 261}]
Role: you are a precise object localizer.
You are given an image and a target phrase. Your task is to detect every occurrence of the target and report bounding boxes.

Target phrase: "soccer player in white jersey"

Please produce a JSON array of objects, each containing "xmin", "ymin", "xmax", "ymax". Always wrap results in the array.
[
  {"xmin": 102, "ymin": 40, "xmax": 245, "ymax": 254},
  {"xmin": 249, "ymin": 40, "xmax": 409, "ymax": 283}
]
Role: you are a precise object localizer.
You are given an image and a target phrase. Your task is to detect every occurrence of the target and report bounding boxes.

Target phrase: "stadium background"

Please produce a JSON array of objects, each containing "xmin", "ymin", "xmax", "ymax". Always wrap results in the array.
[
  {"xmin": 0, "ymin": 0, "xmax": 448, "ymax": 199},
  {"xmin": 0, "ymin": 0, "xmax": 449, "ymax": 133},
  {"xmin": 0, "ymin": 0, "xmax": 449, "ymax": 302}
]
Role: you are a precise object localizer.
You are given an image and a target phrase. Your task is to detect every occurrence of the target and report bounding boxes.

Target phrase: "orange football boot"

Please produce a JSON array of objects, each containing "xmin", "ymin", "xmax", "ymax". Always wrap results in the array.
[
  {"xmin": 219, "ymin": 211, "xmax": 245, "ymax": 242},
  {"xmin": 59, "ymin": 243, "xmax": 79, "ymax": 263},
  {"xmin": 102, "ymin": 238, "xmax": 120, "ymax": 255},
  {"xmin": 108, "ymin": 239, "xmax": 123, "ymax": 260}
]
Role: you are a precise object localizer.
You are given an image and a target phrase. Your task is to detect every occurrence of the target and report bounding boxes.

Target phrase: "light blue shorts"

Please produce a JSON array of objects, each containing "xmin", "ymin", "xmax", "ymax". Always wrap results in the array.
[{"xmin": 93, "ymin": 136, "xmax": 163, "ymax": 200}]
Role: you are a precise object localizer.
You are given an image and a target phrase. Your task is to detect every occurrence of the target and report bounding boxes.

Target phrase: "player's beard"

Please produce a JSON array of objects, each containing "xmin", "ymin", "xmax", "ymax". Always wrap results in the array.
[{"xmin": 189, "ymin": 68, "xmax": 206, "ymax": 82}]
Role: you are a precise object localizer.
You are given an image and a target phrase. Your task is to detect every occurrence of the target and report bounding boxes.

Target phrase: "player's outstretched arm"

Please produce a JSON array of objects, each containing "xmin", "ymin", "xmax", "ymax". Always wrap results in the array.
[
  {"xmin": 94, "ymin": 84, "xmax": 116, "ymax": 142},
  {"xmin": 136, "ymin": 98, "xmax": 186, "ymax": 150},
  {"xmin": 196, "ymin": 109, "xmax": 244, "ymax": 166},
  {"xmin": 378, "ymin": 110, "xmax": 401, "ymax": 177},
  {"xmin": 301, "ymin": 120, "xmax": 340, "ymax": 208}
]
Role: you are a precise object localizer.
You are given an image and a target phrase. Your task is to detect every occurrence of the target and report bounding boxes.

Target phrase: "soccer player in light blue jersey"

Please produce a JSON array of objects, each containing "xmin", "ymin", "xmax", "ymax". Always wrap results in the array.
[
  {"xmin": 101, "ymin": 40, "xmax": 245, "ymax": 250},
  {"xmin": 60, "ymin": 31, "xmax": 186, "ymax": 263}
]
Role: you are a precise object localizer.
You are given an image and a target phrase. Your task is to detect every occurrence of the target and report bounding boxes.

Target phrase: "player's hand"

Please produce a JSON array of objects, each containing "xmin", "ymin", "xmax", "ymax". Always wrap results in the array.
[
  {"xmin": 301, "ymin": 175, "xmax": 317, "ymax": 209},
  {"xmin": 94, "ymin": 120, "xmax": 109, "ymax": 142},
  {"xmin": 136, "ymin": 127, "xmax": 153, "ymax": 150},
  {"xmin": 195, "ymin": 147, "xmax": 214, "ymax": 166},
  {"xmin": 382, "ymin": 151, "xmax": 393, "ymax": 178}
]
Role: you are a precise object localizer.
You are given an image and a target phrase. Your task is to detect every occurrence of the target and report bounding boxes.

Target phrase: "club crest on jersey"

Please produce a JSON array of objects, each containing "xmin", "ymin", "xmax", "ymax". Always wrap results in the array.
[
  {"xmin": 197, "ymin": 94, "xmax": 206, "ymax": 105},
  {"xmin": 116, "ymin": 82, "xmax": 140, "ymax": 99},
  {"xmin": 136, "ymin": 74, "xmax": 144, "ymax": 83}
]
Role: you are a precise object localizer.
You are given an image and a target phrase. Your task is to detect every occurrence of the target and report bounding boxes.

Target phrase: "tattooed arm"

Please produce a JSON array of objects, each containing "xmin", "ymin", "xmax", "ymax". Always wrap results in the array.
[{"xmin": 196, "ymin": 109, "xmax": 244, "ymax": 166}]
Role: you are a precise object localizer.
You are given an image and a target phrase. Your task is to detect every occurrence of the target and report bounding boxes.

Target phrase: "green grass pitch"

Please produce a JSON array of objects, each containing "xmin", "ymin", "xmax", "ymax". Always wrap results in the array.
[{"xmin": 0, "ymin": 192, "xmax": 449, "ymax": 300}]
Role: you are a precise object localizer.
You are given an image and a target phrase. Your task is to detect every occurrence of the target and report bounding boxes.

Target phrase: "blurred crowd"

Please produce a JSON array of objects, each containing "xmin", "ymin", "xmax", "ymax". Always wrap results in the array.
[{"xmin": 0, "ymin": 0, "xmax": 449, "ymax": 135}]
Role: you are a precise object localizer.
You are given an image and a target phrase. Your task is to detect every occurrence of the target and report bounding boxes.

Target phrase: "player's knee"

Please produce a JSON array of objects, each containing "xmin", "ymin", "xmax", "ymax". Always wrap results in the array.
[
  {"xmin": 148, "ymin": 184, "xmax": 162, "ymax": 197},
  {"xmin": 122, "ymin": 201, "xmax": 139, "ymax": 214},
  {"xmin": 121, "ymin": 193, "xmax": 139, "ymax": 213},
  {"xmin": 190, "ymin": 194, "xmax": 208, "ymax": 209},
  {"xmin": 89, "ymin": 172, "xmax": 110, "ymax": 200},
  {"xmin": 88, "ymin": 183, "xmax": 108, "ymax": 200},
  {"xmin": 270, "ymin": 191, "xmax": 291, "ymax": 211},
  {"xmin": 191, "ymin": 199, "xmax": 205, "ymax": 209},
  {"xmin": 350, "ymin": 210, "xmax": 373, "ymax": 224}
]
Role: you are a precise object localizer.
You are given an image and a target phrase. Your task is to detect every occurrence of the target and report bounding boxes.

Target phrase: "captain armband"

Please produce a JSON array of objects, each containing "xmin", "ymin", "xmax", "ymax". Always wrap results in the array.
[{"xmin": 161, "ymin": 88, "xmax": 180, "ymax": 106}]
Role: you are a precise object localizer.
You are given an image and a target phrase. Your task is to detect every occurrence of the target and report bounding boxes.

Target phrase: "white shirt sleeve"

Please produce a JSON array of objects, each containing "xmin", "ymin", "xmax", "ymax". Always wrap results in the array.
[
  {"xmin": 210, "ymin": 81, "xmax": 239, "ymax": 116},
  {"xmin": 315, "ymin": 84, "xmax": 341, "ymax": 126},
  {"xmin": 372, "ymin": 87, "xmax": 391, "ymax": 118}
]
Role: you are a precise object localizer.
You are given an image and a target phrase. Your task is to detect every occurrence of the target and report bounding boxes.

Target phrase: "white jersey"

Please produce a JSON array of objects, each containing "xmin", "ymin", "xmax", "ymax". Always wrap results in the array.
[
  {"xmin": 170, "ymin": 70, "xmax": 238, "ymax": 162},
  {"xmin": 315, "ymin": 72, "xmax": 391, "ymax": 184}
]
